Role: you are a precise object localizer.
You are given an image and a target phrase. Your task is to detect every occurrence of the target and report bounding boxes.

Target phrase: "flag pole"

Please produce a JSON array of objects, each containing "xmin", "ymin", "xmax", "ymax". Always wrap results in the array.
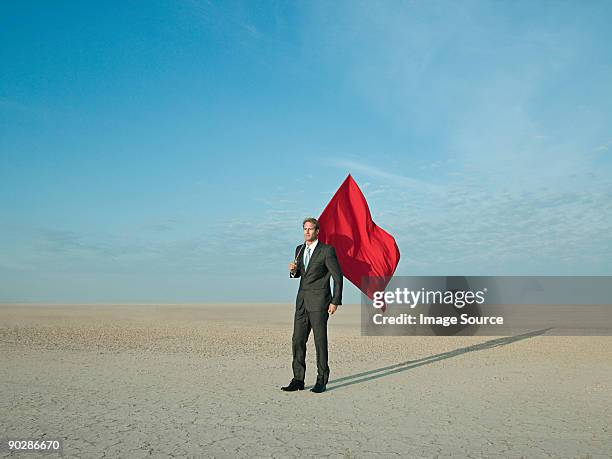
[{"xmin": 294, "ymin": 242, "xmax": 305, "ymax": 264}]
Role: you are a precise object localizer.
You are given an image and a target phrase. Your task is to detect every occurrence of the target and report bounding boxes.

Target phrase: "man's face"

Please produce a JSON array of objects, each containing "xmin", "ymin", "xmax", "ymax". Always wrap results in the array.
[{"xmin": 303, "ymin": 223, "xmax": 319, "ymax": 243}]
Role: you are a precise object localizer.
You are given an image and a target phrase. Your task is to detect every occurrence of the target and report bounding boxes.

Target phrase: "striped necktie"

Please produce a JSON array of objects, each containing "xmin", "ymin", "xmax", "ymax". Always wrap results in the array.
[{"xmin": 305, "ymin": 246, "xmax": 311, "ymax": 271}]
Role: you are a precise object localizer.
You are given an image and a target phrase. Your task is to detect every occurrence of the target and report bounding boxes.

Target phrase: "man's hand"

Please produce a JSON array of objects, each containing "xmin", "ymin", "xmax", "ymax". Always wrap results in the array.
[
  {"xmin": 328, "ymin": 303, "xmax": 338, "ymax": 315},
  {"xmin": 288, "ymin": 262, "xmax": 297, "ymax": 273}
]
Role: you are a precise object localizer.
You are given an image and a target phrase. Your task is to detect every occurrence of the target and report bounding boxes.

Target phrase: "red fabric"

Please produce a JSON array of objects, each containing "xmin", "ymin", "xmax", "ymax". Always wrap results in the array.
[{"xmin": 318, "ymin": 174, "xmax": 400, "ymax": 301}]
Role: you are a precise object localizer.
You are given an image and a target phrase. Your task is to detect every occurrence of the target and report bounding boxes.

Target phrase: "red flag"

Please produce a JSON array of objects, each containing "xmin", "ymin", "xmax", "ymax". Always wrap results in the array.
[{"xmin": 318, "ymin": 174, "xmax": 400, "ymax": 302}]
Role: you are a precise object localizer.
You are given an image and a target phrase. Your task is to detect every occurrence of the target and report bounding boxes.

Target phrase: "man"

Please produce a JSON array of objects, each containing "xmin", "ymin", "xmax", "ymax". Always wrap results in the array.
[{"xmin": 281, "ymin": 217, "xmax": 343, "ymax": 394}]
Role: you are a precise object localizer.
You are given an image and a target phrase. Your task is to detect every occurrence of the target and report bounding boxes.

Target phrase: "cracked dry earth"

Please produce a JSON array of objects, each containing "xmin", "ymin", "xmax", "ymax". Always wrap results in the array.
[{"xmin": 1, "ymin": 304, "xmax": 611, "ymax": 458}]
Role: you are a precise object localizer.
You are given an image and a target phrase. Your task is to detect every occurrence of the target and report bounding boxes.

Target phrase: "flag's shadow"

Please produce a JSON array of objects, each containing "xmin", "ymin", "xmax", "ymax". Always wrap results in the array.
[{"xmin": 310, "ymin": 328, "xmax": 552, "ymax": 392}]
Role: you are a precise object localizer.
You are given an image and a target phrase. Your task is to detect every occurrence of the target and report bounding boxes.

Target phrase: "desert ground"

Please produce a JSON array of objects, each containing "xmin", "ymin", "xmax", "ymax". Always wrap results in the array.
[{"xmin": 1, "ymin": 303, "xmax": 611, "ymax": 458}]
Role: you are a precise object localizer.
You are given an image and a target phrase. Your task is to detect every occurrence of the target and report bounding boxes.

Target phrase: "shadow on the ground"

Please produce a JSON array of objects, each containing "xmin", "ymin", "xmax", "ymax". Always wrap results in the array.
[{"xmin": 313, "ymin": 328, "xmax": 552, "ymax": 392}]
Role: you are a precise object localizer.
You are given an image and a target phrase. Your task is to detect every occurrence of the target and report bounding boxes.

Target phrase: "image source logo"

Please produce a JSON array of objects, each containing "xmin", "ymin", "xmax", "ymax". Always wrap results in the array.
[{"xmin": 362, "ymin": 276, "xmax": 612, "ymax": 336}]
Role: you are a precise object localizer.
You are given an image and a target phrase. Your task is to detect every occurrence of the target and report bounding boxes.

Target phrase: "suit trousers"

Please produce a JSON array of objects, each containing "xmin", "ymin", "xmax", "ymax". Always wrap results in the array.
[{"xmin": 291, "ymin": 305, "xmax": 330, "ymax": 385}]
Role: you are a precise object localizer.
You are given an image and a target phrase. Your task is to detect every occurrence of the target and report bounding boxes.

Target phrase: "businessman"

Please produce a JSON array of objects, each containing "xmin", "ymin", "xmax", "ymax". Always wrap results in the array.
[{"xmin": 281, "ymin": 217, "xmax": 343, "ymax": 394}]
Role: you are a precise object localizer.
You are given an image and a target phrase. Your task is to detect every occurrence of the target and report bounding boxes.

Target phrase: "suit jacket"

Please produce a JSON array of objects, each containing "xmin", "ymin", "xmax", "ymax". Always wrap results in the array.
[{"xmin": 290, "ymin": 241, "xmax": 343, "ymax": 311}]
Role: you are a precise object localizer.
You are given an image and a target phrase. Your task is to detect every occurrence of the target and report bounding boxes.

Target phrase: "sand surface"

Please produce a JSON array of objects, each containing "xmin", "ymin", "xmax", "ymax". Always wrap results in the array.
[{"xmin": 1, "ymin": 303, "xmax": 611, "ymax": 458}]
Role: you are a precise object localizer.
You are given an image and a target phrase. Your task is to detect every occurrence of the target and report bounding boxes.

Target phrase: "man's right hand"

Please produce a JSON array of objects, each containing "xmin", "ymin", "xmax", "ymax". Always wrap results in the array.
[{"xmin": 288, "ymin": 262, "xmax": 297, "ymax": 273}]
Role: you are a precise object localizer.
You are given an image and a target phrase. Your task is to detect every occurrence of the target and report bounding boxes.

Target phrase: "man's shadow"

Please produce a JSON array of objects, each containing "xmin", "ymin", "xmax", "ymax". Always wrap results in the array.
[{"xmin": 310, "ymin": 328, "xmax": 552, "ymax": 392}]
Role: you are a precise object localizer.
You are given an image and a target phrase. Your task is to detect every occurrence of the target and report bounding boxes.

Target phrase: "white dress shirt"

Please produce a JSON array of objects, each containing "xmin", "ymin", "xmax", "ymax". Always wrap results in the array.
[
  {"xmin": 303, "ymin": 239, "xmax": 318, "ymax": 268},
  {"xmin": 290, "ymin": 239, "xmax": 319, "ymax": 278}
]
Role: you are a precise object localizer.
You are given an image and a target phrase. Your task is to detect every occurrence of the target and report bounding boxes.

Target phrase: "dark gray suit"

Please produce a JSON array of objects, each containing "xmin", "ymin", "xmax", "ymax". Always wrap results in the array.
[{"xmin": 289, "ymin": 241, "xmax": 343, "ymax": 385}]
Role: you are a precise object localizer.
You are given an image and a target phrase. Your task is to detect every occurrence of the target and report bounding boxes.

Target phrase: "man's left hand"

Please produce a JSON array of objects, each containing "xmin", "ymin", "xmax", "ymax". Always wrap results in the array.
[{"xmin": 328, "ymin": 304, "xmax": 338, "ymax": 315}]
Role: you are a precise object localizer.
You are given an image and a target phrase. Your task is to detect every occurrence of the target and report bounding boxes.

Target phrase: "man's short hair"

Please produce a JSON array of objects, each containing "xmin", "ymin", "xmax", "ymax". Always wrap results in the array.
[{"xmin": 303, "ymin": 217, "xmax": 320, "ymax": 230}]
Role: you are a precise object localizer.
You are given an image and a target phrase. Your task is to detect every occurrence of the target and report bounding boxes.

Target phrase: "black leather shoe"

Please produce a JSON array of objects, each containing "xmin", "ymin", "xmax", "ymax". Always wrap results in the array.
[
  {"xmin": 281, "ymin": 379, "xmax": 304, "ymax": 391},
  {"xmin": 310, "ymin": 383, "xmax": 326, "ymax": 393}
]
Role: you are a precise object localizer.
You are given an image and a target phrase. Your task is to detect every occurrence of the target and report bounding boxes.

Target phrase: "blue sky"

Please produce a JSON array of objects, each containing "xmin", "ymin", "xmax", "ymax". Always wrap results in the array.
[{"xmin": 1, "ymin": 0, "xmax": 611, "ymax": 303}]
